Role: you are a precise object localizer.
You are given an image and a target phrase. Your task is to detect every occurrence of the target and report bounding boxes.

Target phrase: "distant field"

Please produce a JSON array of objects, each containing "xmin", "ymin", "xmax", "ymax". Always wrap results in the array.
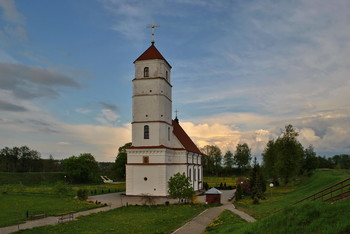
[
  {"xmin": 15, "ymin": 205, "xmax": 208, "ymax": 234},
  {"xmin": 0, "ymin": 172, "xmax": 65, "ymax": 185},
  {"xmin": 0, "ymin": 183, "xmax": 126, "ymax": 196},
  {"xmin": 204, "ymin": 177, "xmax": 238, "ymax": 187}
]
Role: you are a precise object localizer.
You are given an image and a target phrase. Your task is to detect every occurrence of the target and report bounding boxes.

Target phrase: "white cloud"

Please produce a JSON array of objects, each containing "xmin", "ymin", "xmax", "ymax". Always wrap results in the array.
[
  {"xmin": 0, "ymin": 0, "xmax": 27, "ymax": 41},
  {"xmin": 0, "ymin": 0, "xmax": 24, "ymax": 24}
]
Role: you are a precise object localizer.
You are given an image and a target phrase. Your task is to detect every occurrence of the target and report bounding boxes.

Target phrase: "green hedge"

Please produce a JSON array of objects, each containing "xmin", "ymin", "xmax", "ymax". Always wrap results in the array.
[{"xmin": 0, "ymin": 172, "xmax": 65, "ymax": 185}]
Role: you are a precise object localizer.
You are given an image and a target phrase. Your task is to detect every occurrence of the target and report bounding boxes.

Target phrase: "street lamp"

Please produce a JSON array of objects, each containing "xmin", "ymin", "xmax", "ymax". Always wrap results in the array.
[{"xmin": 269, "ymin": 183, "xmax": 274, "ymax": 198}]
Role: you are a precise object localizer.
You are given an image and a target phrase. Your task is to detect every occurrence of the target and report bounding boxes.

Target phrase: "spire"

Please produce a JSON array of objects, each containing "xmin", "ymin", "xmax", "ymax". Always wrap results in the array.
[{"xmin": 175, "ymin": 109, "xmax": 179, "ymax": 123}]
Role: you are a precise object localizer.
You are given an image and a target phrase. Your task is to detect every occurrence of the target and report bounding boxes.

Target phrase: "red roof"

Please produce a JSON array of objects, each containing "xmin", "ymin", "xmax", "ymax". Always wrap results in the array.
[
  {"xmin": 172, "ymin": 119, "xmax": 202, "ymax": 154},
  {"xmin": 134, "ymin": 44, "xmax": 172, "ymax": 68}
]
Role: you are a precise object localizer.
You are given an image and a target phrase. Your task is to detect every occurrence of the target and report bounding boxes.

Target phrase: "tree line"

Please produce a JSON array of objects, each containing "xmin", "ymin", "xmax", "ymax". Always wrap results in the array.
[
  {"xmin": 0, "ymin": 146, "xmax": 61, "ymax": 172},
  {"xmin": 201, "ymin": 124, "xmax": 350, "ymax": 181}
]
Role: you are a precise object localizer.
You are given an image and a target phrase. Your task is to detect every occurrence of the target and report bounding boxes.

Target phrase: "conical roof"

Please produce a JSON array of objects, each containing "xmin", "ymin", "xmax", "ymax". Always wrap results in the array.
[
  {"xmin": 134, "ymin": 44, "xmax": 172, "ymax": 68},
  {"xmin": 205, "ymin": 188, "xmax": 222, "ymax": 194}
]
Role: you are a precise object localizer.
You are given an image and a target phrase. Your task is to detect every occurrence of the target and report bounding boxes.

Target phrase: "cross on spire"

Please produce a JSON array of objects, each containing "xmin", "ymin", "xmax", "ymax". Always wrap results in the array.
[
  {"xmin": 175, "ymin": 109, "xmax": 179, "ymax": 118},
  {"xmin": 146, "ymin": 22, "xmax": 160, "ymax": 44}
]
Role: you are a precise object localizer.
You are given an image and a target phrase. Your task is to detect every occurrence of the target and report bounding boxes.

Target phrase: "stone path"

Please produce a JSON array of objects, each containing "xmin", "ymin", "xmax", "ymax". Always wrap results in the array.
[{"xmin": 0, "ymin": 190, "xmax": 256, "ymax": 234}]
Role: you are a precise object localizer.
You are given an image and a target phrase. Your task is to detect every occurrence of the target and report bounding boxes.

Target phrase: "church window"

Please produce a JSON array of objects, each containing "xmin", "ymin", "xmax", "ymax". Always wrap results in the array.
[
  {"xmin": 144, "ymin": 125, "xmax": 149, "ymax": 139},
  {"xmin": 166, "ymin": 71, "xmax": 168, "ymax": 80},
  {"xmin": 144, "ymin": 67, "xmax": 149, "ymax": 77},
  {"xmin": 143, "ymin": 156, "xmax": 149, "ymax": 163}
]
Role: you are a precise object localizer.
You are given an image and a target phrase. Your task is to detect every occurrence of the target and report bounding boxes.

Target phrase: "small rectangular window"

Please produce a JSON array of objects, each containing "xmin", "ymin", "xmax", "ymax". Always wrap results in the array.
[{"xmin": 143, "ymin": 156, "xmax": 149, "ymax": 163}]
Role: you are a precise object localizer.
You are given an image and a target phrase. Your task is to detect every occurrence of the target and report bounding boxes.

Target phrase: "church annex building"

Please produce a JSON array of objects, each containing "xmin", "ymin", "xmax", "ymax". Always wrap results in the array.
[{"xmin": 126, "ymin": 41, "xmax": 203, "ymax": 197}]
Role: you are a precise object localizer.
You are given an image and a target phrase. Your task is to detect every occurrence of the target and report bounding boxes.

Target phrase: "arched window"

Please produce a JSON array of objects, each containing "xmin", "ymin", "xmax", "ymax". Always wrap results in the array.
[
  {"xmin": 144, "ymin": 67, "xmax": 149, "ymax": 77},
  {"xmin": 144, "ymin": 125, "xmax": 149, "ymax": 139}
]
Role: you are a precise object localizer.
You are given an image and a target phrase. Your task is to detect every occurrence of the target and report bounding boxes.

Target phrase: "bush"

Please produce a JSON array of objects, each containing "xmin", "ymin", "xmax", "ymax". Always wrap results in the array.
[
  {"xmin": 55, "ymin": 181, "xmax": 72, "ymax": 197},
  {"xmin": 235, "ymin": 183, "xmax": 243, "ymax": 201},
  {"xmin": 77, "ymin": 189, "xmax": 89, "ymax": 201}
]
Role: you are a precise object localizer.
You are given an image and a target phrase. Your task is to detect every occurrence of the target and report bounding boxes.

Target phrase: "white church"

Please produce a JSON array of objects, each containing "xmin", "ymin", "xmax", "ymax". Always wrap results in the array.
[{"xmin": 126, "ymin": 38, "xmax": 203, "ymax": 197}]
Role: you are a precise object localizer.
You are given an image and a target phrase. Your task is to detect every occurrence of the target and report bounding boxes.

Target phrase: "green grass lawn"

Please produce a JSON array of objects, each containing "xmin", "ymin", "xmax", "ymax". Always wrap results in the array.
[
  {"xmin": 206, "ymin": 209, "xmax": 248, "ymax": 233},
  {"xmin": 0, "ymin": 183, "xmax": 125, "ymax": 227},
  {"xmin": 0, "ymin": 193, "xmax": 102, "ymax": 227},
  {"xmin": 16, "ymin": 204, "xmax": 208, "ymax": 234},
  {"xmin": 234, "ymin": 169, "xmax": 350, "ymax": 220}
]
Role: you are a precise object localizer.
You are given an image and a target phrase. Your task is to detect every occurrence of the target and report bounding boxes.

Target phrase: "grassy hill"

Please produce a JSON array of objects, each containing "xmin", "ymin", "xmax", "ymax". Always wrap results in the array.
[
  {"xmin": 235, "ymin": 169, "xmax": 350, "ymax": 220},
  {"xmin": 207, "ymin": 169, "xmax": 350, "ymax": 234}
]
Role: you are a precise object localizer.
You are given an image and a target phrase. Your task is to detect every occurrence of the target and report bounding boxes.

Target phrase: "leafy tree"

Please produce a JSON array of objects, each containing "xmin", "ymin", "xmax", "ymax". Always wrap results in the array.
[
  {"xmin": 302, "ymin": 145, "xmax": 318, "ymax": 176},
  {"xmin": 201, "ymin": 145, "xmax": 222, "ymax": 176},
  {"xmin": 168, "ymin": 172, "xmax": 194, "ymax": 203},
  {"xmin": 331, "ymin": 154, "xmax": 350, "ymax": 169},
  {"xmin": 114, "ymin": 142, "xmax": 132, "ymax": 180},
  {"xmin": 0, "ymin": 146, "xmax": 42, "ymax": 172},
  {"xmin": 275, "ymin": 124, "xmax": 304, "ymax": 184},
  {"xmin": 249, "ymin": 158, "xmax": 265, "ymax": 204},
  {"xmin": 235, "ymin": 183, "xmax": 243, "ymax": 201},
  {"xmin": 316, "ymin": 156, "xmax": 334, "ymax": 168},
  {"xmin": 62, "ymin": 153, "xmax": 99, "ymax": 183},
  {"xmin": 262, "ymin": 140, "xmax": 279, "ymax": 186},
  {"xmin": 234, "ymin": 143, "xmax": 251, "ymax": 170},
  {"xmin": 223, "ymin": 150, "xmax": 234, "ymax": 169}
]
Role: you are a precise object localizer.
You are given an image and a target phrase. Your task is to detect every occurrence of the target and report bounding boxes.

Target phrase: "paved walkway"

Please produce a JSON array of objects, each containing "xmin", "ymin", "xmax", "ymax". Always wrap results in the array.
[
  {"xmin": 172, "ymin": 190, "xmax": 256, "ymax": 234},
  {"xmin": 0, "ymin": 190, "xmax": 256, "ymax": 234}
]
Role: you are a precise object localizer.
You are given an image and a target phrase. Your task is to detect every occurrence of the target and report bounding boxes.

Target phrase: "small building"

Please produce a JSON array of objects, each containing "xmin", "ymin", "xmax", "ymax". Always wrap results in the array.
[{"xmin": 205, "ymin": 188, "xmax": 222, "ymax": 204}]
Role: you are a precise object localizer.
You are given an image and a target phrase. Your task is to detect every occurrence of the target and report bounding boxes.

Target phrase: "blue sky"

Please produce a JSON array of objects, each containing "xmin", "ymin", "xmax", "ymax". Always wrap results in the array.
[{"xmin": 0, "ymin": 0, "xmax": 349, "ymax": 161}]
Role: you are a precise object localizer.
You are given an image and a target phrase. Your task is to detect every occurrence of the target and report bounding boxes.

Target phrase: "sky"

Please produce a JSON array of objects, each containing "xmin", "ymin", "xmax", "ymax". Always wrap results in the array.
[{"xmin": 0, "ymin": 0, "xmax": 349, "ymax": 162}]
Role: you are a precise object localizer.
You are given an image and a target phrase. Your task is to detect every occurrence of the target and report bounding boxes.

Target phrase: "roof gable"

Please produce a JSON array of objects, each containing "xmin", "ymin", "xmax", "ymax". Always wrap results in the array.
[
  {"xmin": 172, "ymin": 119, "xmax": 202, "ymax": 154},
  {"xmin": 134, "ymin": 44, "xmax": 172, "ymax": 68}
]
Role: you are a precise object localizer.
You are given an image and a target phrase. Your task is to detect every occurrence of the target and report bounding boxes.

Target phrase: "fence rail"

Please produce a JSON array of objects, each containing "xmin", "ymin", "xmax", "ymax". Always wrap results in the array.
[{"xmin": 293, "ymin": 177, "xmax": 350, "ymax": 205}]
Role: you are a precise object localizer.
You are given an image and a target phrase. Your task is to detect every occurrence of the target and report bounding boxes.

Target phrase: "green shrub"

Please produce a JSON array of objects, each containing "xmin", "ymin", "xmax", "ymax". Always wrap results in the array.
[
  {"xmin": 55, "ymin": 182, "xmax": 72, "ymax": 196},
  {"xmin": 77, "ymin": 189, "xmax": 89, "ymax": 201}
]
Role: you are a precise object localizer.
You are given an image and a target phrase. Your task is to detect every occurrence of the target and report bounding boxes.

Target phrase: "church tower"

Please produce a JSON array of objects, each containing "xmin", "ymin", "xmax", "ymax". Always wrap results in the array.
[
  {"xmin": 131, "ymin": 43, "xmax": 173, "ymax": 148},
  {"xmin": 126, "ymin": 34, "xmax": 203, "ymax": 197}
]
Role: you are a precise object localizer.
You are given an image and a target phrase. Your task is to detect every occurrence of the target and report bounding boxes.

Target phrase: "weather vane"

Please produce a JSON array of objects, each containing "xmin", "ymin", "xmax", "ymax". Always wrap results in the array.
[{"xmin": 146, "ymin": 21, "xmax": 160, "ymax": 44}]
